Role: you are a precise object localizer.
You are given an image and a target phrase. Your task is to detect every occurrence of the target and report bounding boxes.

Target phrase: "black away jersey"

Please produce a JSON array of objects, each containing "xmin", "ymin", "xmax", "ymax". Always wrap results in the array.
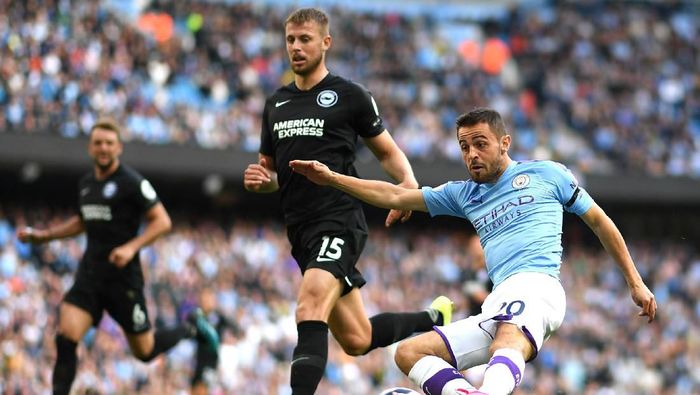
[
  {"xmin": 260, "ymin": 74, "xmax": 384, "ymax": 225},
  {"xmin": 77, "ymin": 164, "xmax": 159, "ymax": 280}
]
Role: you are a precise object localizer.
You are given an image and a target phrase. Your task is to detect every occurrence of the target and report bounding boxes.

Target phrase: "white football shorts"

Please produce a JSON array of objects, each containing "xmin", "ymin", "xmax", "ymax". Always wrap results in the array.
[{"xmin": 434, "ymin": 271, "xmax": 566, "ymax": 369}]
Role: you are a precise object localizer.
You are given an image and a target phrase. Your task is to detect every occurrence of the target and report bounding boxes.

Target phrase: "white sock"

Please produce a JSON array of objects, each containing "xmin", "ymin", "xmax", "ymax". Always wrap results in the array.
[
  {"xmin": 479, "ymin": 348, "xmax": 525, "ymax": 395},
  {"xmin": 409, "ymin": 355, "xmax": 477, "ymax": 395}
]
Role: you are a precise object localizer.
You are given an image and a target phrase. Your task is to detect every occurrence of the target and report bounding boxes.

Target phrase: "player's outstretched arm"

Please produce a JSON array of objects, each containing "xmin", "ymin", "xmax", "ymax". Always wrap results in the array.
[
  {"xmin": 289, "ymin": 160, "xmax": 428, "ymax": 212},
  {"xmin": 580, "ymin": 203, "xmax": 657, "ymax": 323},
  {"xmin": 244, "ymin": 154, "xmax": 279, "ymax": 193},
  {"xmin": 364, "ymin": 131, "xmax": 419, "ymax": 226},
  {"xmin": 16, "ymin": 215, "xmax": 84, "ymax": 244}
]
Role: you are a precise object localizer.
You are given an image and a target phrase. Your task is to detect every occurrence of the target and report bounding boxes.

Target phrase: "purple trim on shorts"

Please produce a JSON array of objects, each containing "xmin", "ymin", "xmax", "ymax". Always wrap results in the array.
[
  {"xmin": 488, "ymin": 355, "xmax": 522, "ymax": 386},
  {"xmin": 477, "ymin": 313, "xmax": 513, "ymax": 339},
  {"xmin": 492, "ymin": 313, "xmax": 513, "ymax": 321},
  {"xmin": 422, "ymin": 367, "xmax": 464, "ymax": 395},
  {"xmin": 521, "ymin": 325, "xmax": 539, "ymax": 361},
  {"xmin": 432, "ymin": 325, "xmax": 458, "ymax": 368},
  {"xmin": 477, "ymin": 320, "xmax": 495, "ymax": 340}
]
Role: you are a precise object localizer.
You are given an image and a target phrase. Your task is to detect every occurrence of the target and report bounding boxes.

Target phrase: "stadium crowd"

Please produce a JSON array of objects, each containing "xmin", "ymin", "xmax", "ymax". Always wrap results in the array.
[
  {"xmin": 1, "ymin": 0, "xmax": 699, "ymax": 177},
  {"xmin": 0, "ymin": 206, "xmax": 698, "ymax": 394}
]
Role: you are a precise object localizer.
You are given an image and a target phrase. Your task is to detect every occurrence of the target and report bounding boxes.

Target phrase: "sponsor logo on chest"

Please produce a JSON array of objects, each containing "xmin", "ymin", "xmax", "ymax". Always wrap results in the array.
[
  {"xmin": 81, "ymin": 204, "xmax": 112, "ymax": 221},
  {"xmin": 274, "ymin": 118, "xmax": 325, "ymax": 139}
]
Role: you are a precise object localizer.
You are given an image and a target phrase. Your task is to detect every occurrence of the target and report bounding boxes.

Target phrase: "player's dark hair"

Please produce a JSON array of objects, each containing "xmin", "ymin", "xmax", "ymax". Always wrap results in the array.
[
  {"xmin": 89, "ymin": 117, "xmax": 122, "ymax": 141},
  {"xmin": 456, "ymin": 108, "xmax": 507, "ymax": 138},
  {"xmin": 285, "ymin": 8, "xmax": 330, "ymax": 35}
]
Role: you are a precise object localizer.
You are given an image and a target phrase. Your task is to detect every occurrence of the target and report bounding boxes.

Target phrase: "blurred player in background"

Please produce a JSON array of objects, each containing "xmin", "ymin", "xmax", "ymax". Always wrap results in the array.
[
  {"xmin": 290, "ymin": 107, "xmax": 657, "ymax": 395},
  {"xmin": 17, "ymin": 118, "xmax": 220, "ymax": 395},
  {"xmin": 190, "ymin": 287, "xmax": 240, "ymax": 395},
  {"xmin": 244, "ymin": 8, "xmax": 453, "ymax": 395}
]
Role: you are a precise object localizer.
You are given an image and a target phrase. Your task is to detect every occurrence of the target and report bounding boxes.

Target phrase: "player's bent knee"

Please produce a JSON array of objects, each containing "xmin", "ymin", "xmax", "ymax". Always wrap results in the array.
[
  {"xmin": 331, "ymin": 320, "xmax": 371, "ymax": 355},
  {"xmin": 295, "ymin": 297, "xmax": 332, "ymax": 322},
  {"xmin": 338, "ymin": 333, "xmax": 370, "ymax": 356},
  {"xmin": 132, "ymin": 347, "xmax": 156, "ymax": 362},
  {"xmin": 394, "ymin": 340, "xmax": 422, "ymax": 374}
]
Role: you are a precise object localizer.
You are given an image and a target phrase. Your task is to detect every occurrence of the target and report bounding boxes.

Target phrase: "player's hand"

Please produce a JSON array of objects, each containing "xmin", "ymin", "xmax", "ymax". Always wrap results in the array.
[
  {"xmin": 109, "ymin": 245, "xmax": 137, "ymax": 268},
  {"xmin": 289, "ymin": 160, "xmax": 333, "ymax": 185},
  {"xmin": 244, "ymin": 157, "xmax": 275, "ymax": 192},
  {"xmin": 16, "ymin": 227, "xmax": 48, "ymax": 244},
  {"xmin": 630, "ymin": 283, "xmax": 656, "ymax": 323},
  {"xmin": 385, "ymin": 209, "xmax": 412, "ymax": 227}
]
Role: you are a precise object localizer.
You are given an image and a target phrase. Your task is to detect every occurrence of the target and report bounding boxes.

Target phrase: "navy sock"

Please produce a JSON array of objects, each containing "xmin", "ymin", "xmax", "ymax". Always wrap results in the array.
[
  {"xmin": 290, "ymin": 321, "xmax": 328, "ymax": 395},
  {"xmin": 366, "ymin": 311, "xmax": 433, "ymax": 353},
  {"xmin": 53, "ymin": 334, "xmax": 78, "ymax": 395},
  {"xmin": 138, "ymin": 326, "xmax": 190, "ymax": 362}
]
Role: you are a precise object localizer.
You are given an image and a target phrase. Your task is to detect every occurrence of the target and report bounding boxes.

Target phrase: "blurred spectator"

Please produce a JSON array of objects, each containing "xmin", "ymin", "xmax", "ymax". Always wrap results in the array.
[
  {"xmin": 1, "ymin": 205, "xmax": 698, "ymax": 394},
  {"xmin": 1, "ymin": 0, "xmax": 698, "ymax": 177}
]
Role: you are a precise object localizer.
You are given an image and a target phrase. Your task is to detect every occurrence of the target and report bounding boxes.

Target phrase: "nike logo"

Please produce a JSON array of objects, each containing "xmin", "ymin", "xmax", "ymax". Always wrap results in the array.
[
  {"xmin": 469, "ymin": 197, "xmax": 483, "ymax": 204},
  {"xmin": 81, "ymin": 187, "xmax": 90, "ymax": 196},
  {"xmin": 275, "ymin": 99, "xmax": 291, "ymax": 107},
  {"xmin": 291, "ymin": 356, "xmax": 310, "ymax": 365}
]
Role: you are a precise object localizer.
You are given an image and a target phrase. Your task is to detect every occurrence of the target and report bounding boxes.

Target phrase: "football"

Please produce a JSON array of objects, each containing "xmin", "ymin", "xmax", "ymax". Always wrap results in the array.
[{"xmin": 379, "ymin": 387, "xmax": 421, "ymax": 395}]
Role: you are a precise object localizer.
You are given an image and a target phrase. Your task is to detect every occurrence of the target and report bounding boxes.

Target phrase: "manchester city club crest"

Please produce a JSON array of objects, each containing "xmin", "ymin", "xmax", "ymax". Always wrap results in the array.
[
  {"xmin": 103, "ymin": 181, "xmax": 117, "ymax": 198},
  {"xmin": 512, "ymin": 174, "xmax": 530, "ymax": 189},
  {"xmin": 316, "ymin": 90, "xmax": 338, "ymax": 107}
]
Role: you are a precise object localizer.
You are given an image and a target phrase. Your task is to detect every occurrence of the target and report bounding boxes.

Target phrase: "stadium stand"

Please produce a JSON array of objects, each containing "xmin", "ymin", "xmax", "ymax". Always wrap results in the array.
[
  {"xmin": 1, "ymin": 0, "xmax": 698, "ymax": 176},
  {"xmin": 1, "ymin": 204, "xmax": 699, "ymax": 394}
]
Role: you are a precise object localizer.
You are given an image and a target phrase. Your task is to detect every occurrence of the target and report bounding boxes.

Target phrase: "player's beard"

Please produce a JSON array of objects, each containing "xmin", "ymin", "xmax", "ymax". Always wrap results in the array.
[
  {"xmin": 94, "ymin": 157, "xmax": 115, "ymax": 172},
  {"xmin": 291, "ymin": 53, "xmax": 323, "ymax": 76},
  {"xmin": 469, "ymin": 155, "xmax": 503, "ymax": 184}
]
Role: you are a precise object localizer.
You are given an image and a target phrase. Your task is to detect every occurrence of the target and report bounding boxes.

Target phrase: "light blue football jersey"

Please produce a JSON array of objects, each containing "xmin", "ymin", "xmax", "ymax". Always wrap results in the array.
[{"xmin": 422, "ymin": 160, "xmax": 594, "ymax": 287}]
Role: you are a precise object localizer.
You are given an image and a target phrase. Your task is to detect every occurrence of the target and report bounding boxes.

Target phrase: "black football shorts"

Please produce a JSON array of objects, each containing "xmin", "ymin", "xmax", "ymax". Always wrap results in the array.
[
  {"xmin": 64, "ymin": 276, "xmax": 151, "ymax": 334},
  {"xmin": 287, "ymin": 210, "xmax": 368, "ymax": 295}
]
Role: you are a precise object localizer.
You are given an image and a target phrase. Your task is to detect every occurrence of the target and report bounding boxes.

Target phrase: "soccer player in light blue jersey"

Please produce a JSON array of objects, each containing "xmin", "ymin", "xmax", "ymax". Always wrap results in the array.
[{"xmin": 289, "ymin": 108, "xmax": 656, "ymax": 395}]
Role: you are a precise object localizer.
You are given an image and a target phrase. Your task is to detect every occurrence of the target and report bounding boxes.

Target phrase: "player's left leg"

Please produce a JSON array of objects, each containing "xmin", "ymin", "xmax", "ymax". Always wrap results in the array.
[
  {"xmin": 125, "ymin": 308, "xmax": 219, "ymax": 362},
  {"xmin": 395, "ymin": 316, "xmax": 494, "ymax": 395},
  {"xmin": 106, "ymin": 284, "xmax": 218, "ymax": 362},
  {"xmin": 328, "ymin": 289, "xmax": 454, "ymax": 356},
  {"xmin": 475, "ymin": 272, "xmax": 566, "ymax": 395},
  {"xmin": 476, "ymin": 323, "xmax": 532, "ymax": 395}
]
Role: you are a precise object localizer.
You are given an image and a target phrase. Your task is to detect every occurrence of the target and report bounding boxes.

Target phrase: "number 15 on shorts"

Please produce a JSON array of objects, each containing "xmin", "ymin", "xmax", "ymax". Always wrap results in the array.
[{"xmin": 317, "ymin": 236, "xmax": 345, "ymax": 262}]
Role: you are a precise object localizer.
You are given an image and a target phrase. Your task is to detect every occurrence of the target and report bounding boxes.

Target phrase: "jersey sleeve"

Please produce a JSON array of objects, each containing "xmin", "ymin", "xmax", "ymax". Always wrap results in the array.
[
  {"xmin": 349, "ymin": 83, "xmax": 385, "ymax": 138},
  {"xmin": 421, "ymin": 181, "xmax": 468, "ymax": 218},
  {"xmin": 132, "ymin": 175, "xmax": 160, "ymax": 213},
  {"xmin": 259, "ymin": 100, "xmax": 274, "ymax": 156},
  {"xmin": 545, "ymin": 161, "xmax": 593, "ymax": 215}
]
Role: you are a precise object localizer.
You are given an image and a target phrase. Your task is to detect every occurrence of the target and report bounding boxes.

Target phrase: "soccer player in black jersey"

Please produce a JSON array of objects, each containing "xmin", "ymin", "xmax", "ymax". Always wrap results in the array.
[
  {"xmin": 244, "ymin": 8, "xmax": 454, "ymax": 395},
  {"xmin": 190, "ymin": 287, "xmax": 240, "ymax": 395},
  {"xmin": 17, "ymin": 118, "xmax": 219, "ymax": 395}
]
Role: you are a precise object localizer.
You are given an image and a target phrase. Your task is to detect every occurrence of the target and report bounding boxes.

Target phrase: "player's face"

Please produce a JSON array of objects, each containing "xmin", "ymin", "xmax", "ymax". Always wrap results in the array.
[
  {"xmin": 457, "ymin": 122, "xmax": 510, "ymax": 183},
  {"xmin": 88, "ymin": 128, "xmax": 122, "ymax": 171},
  {"xmin": 285, "ymin": 21, "xmax": 330, "ymax": 76}
]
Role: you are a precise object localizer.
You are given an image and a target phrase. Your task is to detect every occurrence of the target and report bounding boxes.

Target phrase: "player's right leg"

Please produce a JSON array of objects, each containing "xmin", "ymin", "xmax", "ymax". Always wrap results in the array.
[
  {"xmin": 291, "ymin": 267, "xmax": 345, "ymax": 395},
  {"xmin": 54, "ymin": 301, "xmax": 94, "ymax": 395}
]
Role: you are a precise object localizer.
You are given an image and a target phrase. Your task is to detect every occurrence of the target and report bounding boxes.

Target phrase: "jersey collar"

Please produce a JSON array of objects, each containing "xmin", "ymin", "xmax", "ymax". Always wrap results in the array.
[{"xmin": 289, "ymin": 73, "xmax": 333, "ymax": 93}]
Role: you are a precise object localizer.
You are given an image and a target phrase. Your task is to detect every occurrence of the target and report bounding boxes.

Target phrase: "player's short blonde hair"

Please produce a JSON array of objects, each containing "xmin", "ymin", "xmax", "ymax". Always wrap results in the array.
[
  {"xmin": 285, "ymin": 8, "xmax": 330, "ymax": 36},
  {"xmin": 90, "ymin": 117, "xmax": 122, "ymax": 141}
]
